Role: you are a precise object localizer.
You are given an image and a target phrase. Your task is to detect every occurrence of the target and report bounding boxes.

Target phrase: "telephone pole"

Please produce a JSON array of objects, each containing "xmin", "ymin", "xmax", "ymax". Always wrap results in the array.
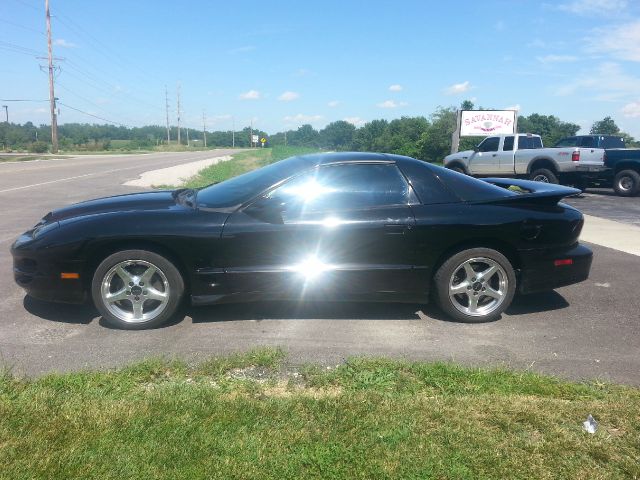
[
  {"xmin": 164, "ymin": 86, "xmax": 170, "ymax": 144},
  {"xmin": 45, "ymin": 0, "xmax": 58, "ymax": 153},
  {"xmin": 202, "ymin": 111, "xmax": 207, "ymax": 147},
  {"xmin": 232, "ymin": 116, "xmax": 235, "ymax": 148},
  {"xmin": 176, "ymin": 83, "xmax": 181, "ymax": 145},
  {"xmin": 2, "ymin": 105, "xmax": 7, "ymax": 123},
  {"xmin": 250, "ymin": 119, "xmax": 253, "ymax": 148}
]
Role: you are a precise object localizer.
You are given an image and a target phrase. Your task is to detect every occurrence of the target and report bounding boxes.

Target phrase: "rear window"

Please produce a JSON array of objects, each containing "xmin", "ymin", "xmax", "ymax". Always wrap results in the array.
[
  {"xmin": 518, "ymin": 136, "xmax": 543, "ymax": 149},
  {"xmin": 579, "ymin": 137, "xmax": 596, "ymax": 148},
  {"xmin": 601, "ymin": 136, "xmax": 625, "ymax": 149},
  {"xmin": 430, "ymin": 165, "xmax": 516, "ymax": 202},
  {"xmin": 554, "ymin": 137, "xmax": 578, "ymax": 148}
]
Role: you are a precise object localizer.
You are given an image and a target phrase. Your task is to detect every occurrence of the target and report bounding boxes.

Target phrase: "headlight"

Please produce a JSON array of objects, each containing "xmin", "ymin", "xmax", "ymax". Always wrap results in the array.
[{"xmin": 32, "ymin": 221, "xmax": 60, "ymax": 238}]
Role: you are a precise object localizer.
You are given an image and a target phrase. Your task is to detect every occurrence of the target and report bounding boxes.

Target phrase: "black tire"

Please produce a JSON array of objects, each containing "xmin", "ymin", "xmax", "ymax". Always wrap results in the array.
[
  {"xmin": 450, "ymin": 165, "xmax": 466, "ymax": 175},
  {"xmin": 91, "ymin": 249, "xmax": 184, "ymax": 329},
  {"xmin": 613, "ymin": 169, "xmax": 640, "ymax": 197},
  {"xmin": 530, "ymin": 168, "xmax": 559, "ymax": 184},
  {"xmin": 572, "ymin": 177, "xmax": 588, "ymax": 193},
  {"xmin": 433, "ymin": 248, "xmax": 516, "ymax": 323}
]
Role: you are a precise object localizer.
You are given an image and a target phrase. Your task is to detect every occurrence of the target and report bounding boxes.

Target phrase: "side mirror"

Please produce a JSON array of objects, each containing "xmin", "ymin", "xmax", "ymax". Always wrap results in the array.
[
  {"xmin": 244, "ymin": 196, "xmax": 285, "ymax": 224},
  {"xmin": 473, "ymin": 146, "xmax": 480, "ymax": 152}
]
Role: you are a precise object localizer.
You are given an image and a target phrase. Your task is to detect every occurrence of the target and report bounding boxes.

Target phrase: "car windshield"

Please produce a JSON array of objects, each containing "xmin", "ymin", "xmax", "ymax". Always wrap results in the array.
[{"xmin": 196, "ymin": 155, "xmax": 314, "ymax": 208}]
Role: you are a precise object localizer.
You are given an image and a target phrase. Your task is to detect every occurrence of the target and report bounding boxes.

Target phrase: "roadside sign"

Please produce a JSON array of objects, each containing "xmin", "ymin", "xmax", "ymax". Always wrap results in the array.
[
  {"xmin": 260, "ymin": 137, "xmax": 266, "ymax": 144},
  {"xmin": 460, "ymin": 110, "xmax": 516, "ymax": 136},
  {"xmin": 251, "ymin": 134, "xmax": 259, "ymax": 143}
]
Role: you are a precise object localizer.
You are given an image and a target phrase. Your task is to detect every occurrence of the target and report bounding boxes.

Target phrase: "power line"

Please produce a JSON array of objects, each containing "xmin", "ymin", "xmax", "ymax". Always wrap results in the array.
[
  {"xmin": 58, "ymin": 102, "xmax": 130, "ymax": 127},
  {"xmin": 0, "ymin": 98, "xmax": 49, "ymax": 102},
  {"xmin": 55, "ymin": 82, "xmax": 136, "ymax": 126},
  {"xmin": 0, "ymin": 18, "xmax": 45, "ymax": 36}
]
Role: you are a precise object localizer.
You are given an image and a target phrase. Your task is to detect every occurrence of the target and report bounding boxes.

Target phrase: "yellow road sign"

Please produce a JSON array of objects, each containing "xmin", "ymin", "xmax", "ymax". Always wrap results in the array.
[{"xmin": 260, "ymin": 137, "xmax": 266, "ymax": 144}]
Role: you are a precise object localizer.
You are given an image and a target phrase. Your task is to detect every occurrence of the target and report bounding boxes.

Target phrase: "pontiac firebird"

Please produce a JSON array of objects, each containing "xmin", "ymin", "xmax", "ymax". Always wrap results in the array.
[{"xmin": 11, "ymin": 152, "xmax": 592, "ymax": 329}]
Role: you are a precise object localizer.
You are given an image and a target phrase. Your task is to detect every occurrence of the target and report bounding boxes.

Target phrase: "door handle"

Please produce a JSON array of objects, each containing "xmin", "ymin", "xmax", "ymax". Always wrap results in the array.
[{"xmin": 492, "ymin": 153, "xmax": 498, "ymax": 157}]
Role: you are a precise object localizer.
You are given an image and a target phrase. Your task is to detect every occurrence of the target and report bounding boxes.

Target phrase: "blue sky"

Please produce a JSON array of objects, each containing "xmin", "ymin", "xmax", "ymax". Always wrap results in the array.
[{"xmin": 1, "ymin": 0, "xmax": 639, "ymax": 137}]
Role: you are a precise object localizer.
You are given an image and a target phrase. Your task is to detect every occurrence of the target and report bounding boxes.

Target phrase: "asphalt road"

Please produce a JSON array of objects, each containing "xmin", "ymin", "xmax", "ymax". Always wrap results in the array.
[{"xmin": 1, "ymin": 154, "xmax": 639, "ymax": 385}]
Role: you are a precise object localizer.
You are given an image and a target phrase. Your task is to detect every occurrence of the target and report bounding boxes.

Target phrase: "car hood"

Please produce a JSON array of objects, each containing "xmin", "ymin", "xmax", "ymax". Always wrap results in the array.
[{"xmin": 43, "ymin": 191, "xmax": 179, "ymax": 223}]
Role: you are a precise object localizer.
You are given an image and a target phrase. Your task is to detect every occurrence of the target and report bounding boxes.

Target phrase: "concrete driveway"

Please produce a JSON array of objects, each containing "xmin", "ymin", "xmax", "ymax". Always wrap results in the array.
[{"xmin": 1, "ymin": 154, "xmax": 639, "ymax": 384}]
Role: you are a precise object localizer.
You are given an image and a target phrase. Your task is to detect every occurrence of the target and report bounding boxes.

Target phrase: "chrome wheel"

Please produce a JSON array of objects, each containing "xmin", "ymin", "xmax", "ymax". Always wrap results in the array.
[
  {"xmin": 533, "ymin": 174, "xmax": 550, "ymax": 183},
  {"xmin": 618, "ymin": 176, "xmax": 633, "ymax": 192},
  {"xmin": 448, "ymin": 257, "xmax": 508, "ymax": 317},
  {"xmin": 101, "ymin": 260, "xmax": 170, "ymax": 323}
]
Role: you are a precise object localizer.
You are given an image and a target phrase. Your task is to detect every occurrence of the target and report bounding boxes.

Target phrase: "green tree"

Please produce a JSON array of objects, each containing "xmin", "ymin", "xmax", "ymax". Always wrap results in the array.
[
  {"xmin": 590, "ymin": 116, "xmax": 620, "ymax": 135},
  {"xmin": 319, "ymin": 121, "xmax": 355, "ymax": 150},
  {"xmin": 517, "ymin": 114, "xmax": 580, "ymax": 147}
]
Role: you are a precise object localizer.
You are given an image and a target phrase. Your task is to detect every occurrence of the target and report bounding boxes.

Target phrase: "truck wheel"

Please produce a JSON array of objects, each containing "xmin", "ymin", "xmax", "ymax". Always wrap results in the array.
[
  {"xmin": 530, "ymin": 168, "xmax": 559, "ymax": 184},
  {"xmin": 613, "ymin": 170, "xmax": 640, "ymax": 197}
]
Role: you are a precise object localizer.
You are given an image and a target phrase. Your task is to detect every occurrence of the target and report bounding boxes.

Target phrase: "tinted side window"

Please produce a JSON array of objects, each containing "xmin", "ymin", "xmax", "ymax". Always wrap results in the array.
[
  {"xmin": 503, "ymin": 136, "xmax": 514, "ymax": 151},
  {"xmin": 396, "ymin": 159, "xmax": 459, "ymax": 204},
  {"xmin": 478, "ymin": 137, "xmax": 500, "ymax": 152},
  {"xmin": 579, "ymin": 136, "xmax": 596, "ymax": 148},
  {"xmin": 266, "ymin": 164, "xmax": 410, "ymax": 213},
  {"xmin": 554, "ymin": 137, "xmax": 578, "ymax": 148}
]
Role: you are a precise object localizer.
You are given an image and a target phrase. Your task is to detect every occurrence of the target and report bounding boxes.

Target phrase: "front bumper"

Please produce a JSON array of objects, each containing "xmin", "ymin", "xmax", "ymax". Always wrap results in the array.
[
  {"xmin": 11, "ymin": 237, "xmax": 87, "ymax": 304},
  {"xmin": 518, "ymin": 243, "xmax": 592, "ymax": 294}
]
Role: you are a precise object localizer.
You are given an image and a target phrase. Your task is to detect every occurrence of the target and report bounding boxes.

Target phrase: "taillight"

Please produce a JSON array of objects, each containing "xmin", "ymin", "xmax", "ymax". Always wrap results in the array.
[
  {"xmin": 571, "ymin": 150, "xmax": 580, "ymax": 162},
  {"xmin": 554, "ymin": 259, "xmax": 573, "ymax": 267}
]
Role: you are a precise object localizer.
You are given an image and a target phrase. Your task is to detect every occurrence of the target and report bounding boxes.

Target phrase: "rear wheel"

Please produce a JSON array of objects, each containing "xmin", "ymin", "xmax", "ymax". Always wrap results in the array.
[
  {"xmin": 91, "ymin": 249, "xmax": 184, "ymax": 329},
  {"xmin": 450, "ymin": 166, "xmax": 466, "ymax": 174},
  {"xmin": 434, "ymin": 248, "xmax": 516, "ymax": 323},
  {"xmin": 613, "ymin": 169, "xmax": 640, "ymax": 197},
  {"xmin": 530, "ymin": 168, "xmax": 559, "ymax": 184}
]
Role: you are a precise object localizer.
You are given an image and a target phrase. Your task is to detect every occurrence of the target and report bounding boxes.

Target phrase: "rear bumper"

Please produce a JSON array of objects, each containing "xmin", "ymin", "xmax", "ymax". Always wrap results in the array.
[{"xmin": 518, "ymin": 243, "xmax": 592, "ymax": 294}]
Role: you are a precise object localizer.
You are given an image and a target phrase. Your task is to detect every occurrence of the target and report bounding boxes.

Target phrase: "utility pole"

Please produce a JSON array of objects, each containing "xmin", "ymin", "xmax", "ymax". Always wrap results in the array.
[
  {"xmin": 1, "ymin": 105, "xmax": 7, "ymax": 123},
  {"xmin": 164, "ymin": 86, "xmax": 170, "ymax": 144},
  {"xmin": 45, "ymin": 0, "xmax": 58, "ymax": 153},
  {"xmin": 176, "ymin": 83, "xmax": 181, "ymax": 145},
  {"xmin": 232, "ymin": 116, "xmax": 235, "ymax": 148},
  {"xmin": 186, "ymin": 127, "xmax": 189, "ymax": 147},
  {"xmin": 284, "ymin": 130, "xmax": 287, "ymax": 147},
  {"xmin": 250, "ymin": 119, "xmax": 253, "ymax": 148},
  {"xmin": 202, "ymin": 111, "xmax": 207, "ymax": 147}
]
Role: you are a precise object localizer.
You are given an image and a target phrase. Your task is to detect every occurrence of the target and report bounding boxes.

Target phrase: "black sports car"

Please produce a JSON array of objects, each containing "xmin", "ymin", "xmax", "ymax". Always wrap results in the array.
[{"xmin": 11, "ymin": 152, "xmax": 592, "ymax": 329}]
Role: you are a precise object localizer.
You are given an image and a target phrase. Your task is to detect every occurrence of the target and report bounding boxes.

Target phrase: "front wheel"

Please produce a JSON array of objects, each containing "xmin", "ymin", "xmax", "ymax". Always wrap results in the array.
[
  {"xmin": 433, "ymin": 248, "xmax": 516, "ymax": 323},
  {"xmin": 613, "ymin": 169, "xmax": 640, "ymax": 197},
  {"xmin": 91, "ymin": 249, "xmax": 184, "ymax": 329},
  {"xmin": 530, "ymin": 168, "xmax": 559, "ymax": 184}
]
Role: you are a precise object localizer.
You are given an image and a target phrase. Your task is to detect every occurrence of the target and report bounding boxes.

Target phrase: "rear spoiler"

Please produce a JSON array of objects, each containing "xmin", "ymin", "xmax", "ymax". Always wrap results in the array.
[{"xmin": 481, "ymin": 178, "xmax": 581, "ymax": 205}]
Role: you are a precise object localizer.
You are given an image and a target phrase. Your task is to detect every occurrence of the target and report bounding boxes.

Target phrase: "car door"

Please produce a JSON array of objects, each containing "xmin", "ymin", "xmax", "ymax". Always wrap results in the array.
[
  {"xmin": 468, "ymin": 136, "xmax": 500, "ymax": 175},
  {"xmin": 496, "ymin": 135, "xmax": 516, "ymax": 174},
  {"xmin": 220, "ymin": 162, "xmax": 418, "ymax": 301}
]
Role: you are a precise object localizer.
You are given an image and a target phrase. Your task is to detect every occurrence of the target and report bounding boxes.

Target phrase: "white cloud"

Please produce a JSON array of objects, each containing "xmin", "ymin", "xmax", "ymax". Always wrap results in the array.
[
  {"xmin": 537, "ymin": 54, "xmax": 579, "ymax": 64},
  {"xmin": 444, "ymin": 81, "xmax": 471, "ymax": 95},
  {"xmin": 622, "ymin": 101, "xmax": 640, "ymax": 117},
  {"xmin": 557, "ymin": 0, "xmax": 627, "ymax": 15},
  {"xmin": 504, "ymin": 104, "xmax": 521, "ymax": 112},
  {"xmin": 53, "ymin": 38, "xmax": 76, "ymax": 48},
  {"xmin": 376, "ymin": 100, "xmax": 407, "ymax": 109},
  {"xmin": 327, "ymin": 100, "xmax": 340, "ymax": 107},
  {"xmin": 283, "ymin": 113, "xmax": 323, "ymax": 125},
  {"xmin": 388, "ymin": 84, "xmax": 403, "ymax": 92},
  {"xmin": 587, "ymin": 21, "xmax": 640, "ymax": 62},
  {"xmin": 228, "ymin": 45, "xmax": 255, "ymax": 54},
  {"xmin": 239, "ymin": 90, "xmax": 261, "ymax": 100},
  {"xmin": 278, "ymin": 91, "xmax": 300, "ymax": 102},
  {"xmin": 554, "ymin": 62, "xmax": 640, "ymax": 99},
  {"xmin": 344, "ymin": 116, "xmax": 366, "ymax": 127}
]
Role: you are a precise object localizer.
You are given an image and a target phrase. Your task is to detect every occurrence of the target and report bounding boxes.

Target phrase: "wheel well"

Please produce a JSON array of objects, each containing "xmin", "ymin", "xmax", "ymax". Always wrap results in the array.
[
  {"xmin": 446, "ymin": 161, "xmax": 468, "ymax": 173},
  {"xmin": 432, "ymin": 239, "xmax": 521, "ymax": 278},
  {"xmin": 614, "ymin": 162, "xmax": 640, "ymax": 175},
  {"xmin": 528, "ymin": 158, "xmax": 557, "ymax": 175},
  {"xmin": 82, "ymin": 240, "xmax": 191, "ymax": 293}
]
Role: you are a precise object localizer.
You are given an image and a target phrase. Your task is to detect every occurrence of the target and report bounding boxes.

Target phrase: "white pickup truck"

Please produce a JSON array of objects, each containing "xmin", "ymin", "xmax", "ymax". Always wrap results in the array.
[{"xmin": 443, "ymin": 134, "xmax": 607, "ymax": 187}]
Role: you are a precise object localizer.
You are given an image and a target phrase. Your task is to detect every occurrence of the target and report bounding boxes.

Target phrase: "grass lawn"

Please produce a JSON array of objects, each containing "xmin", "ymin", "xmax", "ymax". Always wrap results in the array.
[
  {"xmin": 1, "ymin": 348, "xmax": 638, "ymax": 479},
  {"xmin": 0, "ymin": 154, "xmax": 70, "ymax": 163},
  {"xmin": 172, "ymin": 145, "xmax": 321, "ymax": 189}
]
